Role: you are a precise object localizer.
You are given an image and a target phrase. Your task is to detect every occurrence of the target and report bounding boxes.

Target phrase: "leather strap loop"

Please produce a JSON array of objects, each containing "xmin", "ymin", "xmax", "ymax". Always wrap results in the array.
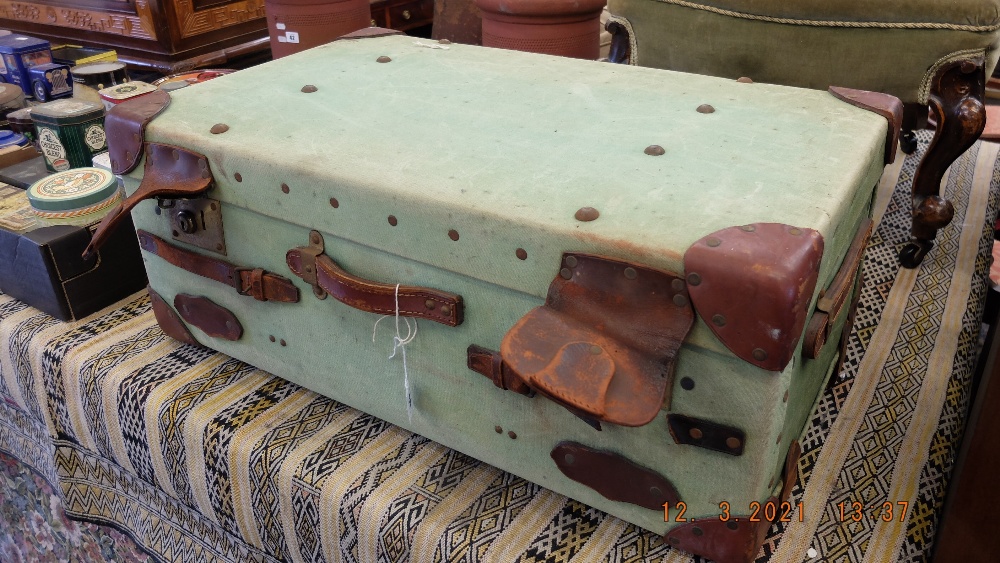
[
  {"xmin": 138, "ymin": 231, "xmax": 299, "ymax": 303},
  {"xmin": 286, "ymin": 242, "xmax": 463, "ymax": 327}
]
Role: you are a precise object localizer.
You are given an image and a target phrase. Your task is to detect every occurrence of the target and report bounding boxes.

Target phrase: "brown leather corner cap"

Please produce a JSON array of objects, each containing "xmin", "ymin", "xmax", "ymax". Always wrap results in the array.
[
  {"xmin": 828, "ymin": 86, "xmax": 903, "ymax": 165},
  {"xmin": 106, "ymin": 88, "xmax": 171, "ymax": 175},
  {"xmin": 685, "ymin": 223, "xmax": 823, "ymax": 372}
]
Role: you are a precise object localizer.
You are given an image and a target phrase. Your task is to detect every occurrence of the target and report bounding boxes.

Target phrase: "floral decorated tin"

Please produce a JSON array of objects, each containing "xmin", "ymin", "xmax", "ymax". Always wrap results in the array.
[{"xmin": 26, "ymin": 166, "xmax": 120, "ymax": 226}]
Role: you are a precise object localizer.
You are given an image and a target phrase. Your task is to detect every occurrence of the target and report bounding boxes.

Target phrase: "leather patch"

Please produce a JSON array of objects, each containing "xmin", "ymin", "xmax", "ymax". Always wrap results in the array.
[
  {"xmin": 466, "ymin": 345, "xmax": 532, "ymax": 396},
  {"xmin": 828, "ymin": 86, "xmax": 904, "ymax": 165},
  {"xmin": 667, "ymin": 414, "xmax": 745, "ymax": 456},
  {"xmin": 106, "ymin": 88, "xmax": 171, "ymax": 175},
  {"xmin": 685, "ymin": 224, "xmax": 823, "ymax": 372},
  {"xmin": 337, "ymin": 27, "xmax": 404, "ymax": 40},
  {"xmin": 174, "ymin": 294, "xmax": 243, "ymax": 341},
  {"xmin": 85, "ymin": 144, "xmax": 213, "ymax": 259},
  {"xmin": 501, "ymin": 253, "xmax": 694, "ymax": 427},
  {"xmin": 551, "ymin": 442, "xmax": 679, "ymax": 511},
  {"xmin": 147, "ymin": 286, "xmax": 198, "ymax": 346},
  {"xmin": 663, "ymin": 498, "xmax": 777, "ymax": 563}
]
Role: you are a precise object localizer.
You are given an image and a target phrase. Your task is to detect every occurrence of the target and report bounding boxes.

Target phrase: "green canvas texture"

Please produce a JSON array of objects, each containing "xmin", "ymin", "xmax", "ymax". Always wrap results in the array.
[
  {"xmin": 127, "ymin": 35, "xmax": 886, "ymax": 534},
  {"xmin": 608, "ymin": 0, "xmax": 1000, "ymax": 104}
]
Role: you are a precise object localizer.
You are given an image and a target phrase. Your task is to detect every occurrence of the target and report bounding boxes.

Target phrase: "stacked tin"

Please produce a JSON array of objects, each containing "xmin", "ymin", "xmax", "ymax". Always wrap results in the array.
[
  {"xmin": 31, "ymin": 99, "xmax": 106, "ymax": 172},
  {"xmin": 98, "ymin": 81, "xmax": 156, "ymax": 110},
  {"xmin": 0, "ymin": 83, "xmax": 26, "ymax": 129}
]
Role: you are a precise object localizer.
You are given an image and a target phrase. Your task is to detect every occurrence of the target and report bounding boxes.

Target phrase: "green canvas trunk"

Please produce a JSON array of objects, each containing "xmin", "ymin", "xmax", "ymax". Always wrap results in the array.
[{"xmin": 86, "ymin": 30, "xmax": 895, "ymax": 563}]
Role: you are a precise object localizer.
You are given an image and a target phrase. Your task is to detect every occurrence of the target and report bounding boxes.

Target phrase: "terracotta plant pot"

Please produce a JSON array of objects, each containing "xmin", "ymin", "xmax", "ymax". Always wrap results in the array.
[
  {"xmin": 474, "ymin": 0, "xmax": 606, "ymax": 60},
  {"xmin": 265, "ymin": 0, "xmax": 371, "ymax": 59}
]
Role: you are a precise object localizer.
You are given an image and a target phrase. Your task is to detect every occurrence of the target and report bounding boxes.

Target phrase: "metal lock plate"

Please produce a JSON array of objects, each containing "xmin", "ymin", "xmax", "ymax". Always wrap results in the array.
[{"xmin": 163, "ymin": 197, "xmax": 226, "ymax": 255}]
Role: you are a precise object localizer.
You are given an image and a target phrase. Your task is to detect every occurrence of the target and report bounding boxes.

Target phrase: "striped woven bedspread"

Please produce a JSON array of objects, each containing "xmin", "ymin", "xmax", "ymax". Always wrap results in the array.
[{"xmin": 0, "ymin": 130, "xmax": 997, "ymax": 562}]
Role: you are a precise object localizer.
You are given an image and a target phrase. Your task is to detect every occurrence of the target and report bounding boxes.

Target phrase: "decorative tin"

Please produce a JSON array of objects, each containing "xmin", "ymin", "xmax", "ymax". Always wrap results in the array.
[
  {"xmin": 151, "ymin": 69, "xmax": 234, "ymax": 88},
  {"xmin": 27, "ymin": 167, "xmax": 121, "ymax": 226},
  {"xmin": 7, "ymin": 107, "xmax": 34, "ymax": 146},
  {"xmin": 0, "ymin": 82, "xmax": 25, "ymax": 128},
  {"xmin": 0, "ymin": 130, "xmax": 29, "ymax": 149},
  {"xmin": 99, "ymin": 81, "xmax": 156, "ymax": 110},
  {"xmin": 72, "ymin": 61, "xmax": 129, "ymax": 103},
  {"xmin": 31, "ymin": 99, "xmax": 107, "ymax": 173},
  {"xmin": 474, "ymin": 0, "xmax": 606, "ymax": 60}
]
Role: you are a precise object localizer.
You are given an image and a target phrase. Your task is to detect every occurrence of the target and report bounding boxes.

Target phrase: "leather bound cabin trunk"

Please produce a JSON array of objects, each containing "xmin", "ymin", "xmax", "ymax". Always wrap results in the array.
[{"xmin": 89, "ymin": 31, "xmax": 896, "ymax": 563}]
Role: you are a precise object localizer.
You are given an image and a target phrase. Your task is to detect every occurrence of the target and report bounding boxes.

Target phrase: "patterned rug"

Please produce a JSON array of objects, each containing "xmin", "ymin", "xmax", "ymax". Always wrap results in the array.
[{"xmin": 0, "ymin": 130, "xmax": 996, "ymax": 563}]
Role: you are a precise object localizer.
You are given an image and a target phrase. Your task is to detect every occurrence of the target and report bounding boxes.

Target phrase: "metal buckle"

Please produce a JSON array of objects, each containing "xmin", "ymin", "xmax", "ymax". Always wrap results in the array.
[{"xmin": 299, "ymin": 231, "xmax": 327, "ymax": 300}]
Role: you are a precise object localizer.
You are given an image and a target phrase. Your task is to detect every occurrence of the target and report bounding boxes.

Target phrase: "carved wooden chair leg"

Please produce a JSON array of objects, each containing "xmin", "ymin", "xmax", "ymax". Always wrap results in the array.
[{"xmin": 899, "ymin": 57, "xmax": 987, "ymax": 268}]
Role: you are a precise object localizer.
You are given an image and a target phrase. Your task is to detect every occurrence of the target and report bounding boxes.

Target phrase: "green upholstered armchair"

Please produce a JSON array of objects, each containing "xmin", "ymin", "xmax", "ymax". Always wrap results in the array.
[{"xmin": 605, "ymin": 0, "xmax": 1000, "ymax": 267}]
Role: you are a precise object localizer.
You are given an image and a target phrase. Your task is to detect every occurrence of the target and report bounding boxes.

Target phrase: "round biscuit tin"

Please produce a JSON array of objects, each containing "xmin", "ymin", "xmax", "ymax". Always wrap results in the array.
[
  {"xmin": 72, "ymin": 61, "xmax": 129, "ymax": 103},
  {"xmin": 0, "ymin": 130, "xmax": 28, "ymax": 149},
  {"xmin": 27, "ymin": 167, "xmax": 121, "ymax": 226}
]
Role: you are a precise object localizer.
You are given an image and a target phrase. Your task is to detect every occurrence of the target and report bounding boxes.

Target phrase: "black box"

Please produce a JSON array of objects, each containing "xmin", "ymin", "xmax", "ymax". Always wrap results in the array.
[{"xmin": 0, "ymin": 185, "xmax": 146, "ymax": 321}]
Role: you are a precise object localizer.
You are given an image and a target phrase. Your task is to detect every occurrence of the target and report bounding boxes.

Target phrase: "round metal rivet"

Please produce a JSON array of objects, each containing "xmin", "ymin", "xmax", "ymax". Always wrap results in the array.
[
  {"xmin": 448, "ymin": 229, "xmax": 460, "ymax": 241},
  {"xmin": 281, "ymin": 183, "xmax": 290, "ymax": 194},
  {"xmin": 624, "ymin": 267, "xmax": 637, "ymax": 280},
  {"xmin": 507, "ymin": 431, "xmax": 517, "ymax": 439},
  {"xmin": 280, "ymin": 339, "xmax": 287, "ymax": 347},
  {"xmin": 565, "ymin": 453, "xmax": 575, "ymax": 465},
  {"xmin": 687, "ymin": 273, "xmax": 701, "ymax": 286},
  {"xmin": 712, "ymin": 314, "xmax": 726, "ymax": 327},
  {"xmin": 726, "ymin": 437, "xmax": 741, "ymax": 449},
  {"xmin": 680, "ymin": 377, "xmax": 695, "ymax": 390},
  {"xmin": 737, "ymin": 77, "xmax": 753, "ymax": 84},
  {"xmin": 516, "ymin": 248, "xmax": 528, "ymax": 260},
  {"xmin": 671, "ymin": 279, "xmax": 685, "ymax": 291},
  {"xmin": 565, "ymin": 256, "xmax": 578, "ymax": 268},
  {"xmin": 692, "ymin": 526, "xmax": 703, "ymax": 537},
  {"xmin": 154, "ymin": 207, "xmax": 161, "ymax": 216},
  {"xmin": 125, "ymin": 151, "xmax": 132, "ymax": 162},
  {"xmin": 706, "ymin": 237, "xmax": 721, "ymax": 247},
  {"xmin": 560, "ymin": 268, "xmax": 572, "ymax": 280},
  {"xmin": 696, "ymin": 104, "xmax": 715, "ymax": 114},
  {"xmin": 425, "ymin": 299, "xmax": 436, "ymax": 309},
  {"xmin": 788, "ymin": 227, "xmax": 802, "ymax": 236},
  {"xmin": 590, "ymin": 345, "xmax": 602, "ymax": 355},
  {"xmin": 171, "ymin": 230, "xmax": 179, "ymax": 237},
  {"xmin": 668, "ymin": 536, "xmax": 680, "ymax": 545},
  {"xmin": 673, "ymin": 294, "xmax": 688, "ymax": 307},
  {"xmin": 753, "ymin": 348, "xmax": 767, "ymax": 361},
  {"xmin": 440, "ymin": 305, "xmax": 451, "ymax": 316},
  {"xmin": 574, "ymin": 207, "xmax": 599, "ymax": 222},
  {"xmin": 305, "ymin": 266, "xmax": 312, "ymax": 273},
  {"xmin": 301, "ymin": 85, "xmax": 318, "ymax": 93},
  {"xmin": 210, "ymin": 123, "xmax": 229, "ymax": 134},
  {"xmin": 388, "ymin": 215, "xmax": 398, "ymax": 226},
  {"xmin": 650, "ymin": 486, "xmax": 662, "ymax": 496},
  {"xmin": 438, "ymin": 39, "xmax": 452, "ymax": 44},
  {"xmin": 225, "ymin": 321, "xmax": 232, "ymax": 329},
  {"xmin": 495, "ymin": 425, "xmax": 502, "ymax": 433},
  {"xmin": 727, "ymin": 521, "xmax": 739, "ymax": 530},
  {"xmin": 783, "ymin": 390, "xmax": 789, "ymax": 403},
  {"xmin": 377, "ymin": 56, "xmax": 392, "ymax": 63},
  {"xmin": 644, "ymin": 145, "xmax": 665, "ymax": 156},
  {"xmin": 216, "ymin": 244, "xmax": 223, "ymax": 251},
  {"xmin": 210, "ymin": 203, "xmax": 217, "ymax": 211},
  {"xmin": 269, "ymin": 335, "xmax": 275, "ymax": 342},
  {"xmin": 689, "ymin": 428, "xmax": 703, "ymax": 440},
  {"xmin": 329, "ymin": 197, "xmax": 339, "ymax": 208},
  {"xmin": 234, "ymin": 173, "xmax": 242, "ymax": 182},
  {"xmin": 740, "ymin": 225, "xmax": 756, "ymax": 232}
]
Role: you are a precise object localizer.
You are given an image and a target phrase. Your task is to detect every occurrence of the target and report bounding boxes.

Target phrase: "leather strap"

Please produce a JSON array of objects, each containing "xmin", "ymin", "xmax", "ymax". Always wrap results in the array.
[
  {"xmin": 138, "ymin": 231, "xmax": 299, "ymax": 303},
  {"xmin": 106, "ymin": 88, "xmax": 171, "ymax": 175},
  {"xmin": 286, "ymin": 244, "xmax": 463, "ymax": 327},
  {"xmin": 84, "ymin": 143, "xmax": 213, "ymax": 259}
]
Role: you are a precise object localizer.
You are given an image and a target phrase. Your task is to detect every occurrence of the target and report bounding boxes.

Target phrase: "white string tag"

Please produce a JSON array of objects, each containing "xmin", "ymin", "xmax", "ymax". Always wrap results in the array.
[{"xmin": 372, "ymin": 284, "xmax": 418, "ymax": 422}]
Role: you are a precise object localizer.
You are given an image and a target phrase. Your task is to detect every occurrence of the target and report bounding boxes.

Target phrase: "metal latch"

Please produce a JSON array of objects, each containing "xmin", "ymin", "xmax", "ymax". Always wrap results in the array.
[
  {"xmin": 297, "ymin": 230, "xmax": 328, "ymax": 299},
  {"xmin": 163, "ymin": 197, "xmax": 227, "ymax": 256}
]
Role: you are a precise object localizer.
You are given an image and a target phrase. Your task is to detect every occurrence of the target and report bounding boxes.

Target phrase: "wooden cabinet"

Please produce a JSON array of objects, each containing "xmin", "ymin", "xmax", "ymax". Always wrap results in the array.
[
  {"xmin": 369, "ymin": 0, "xmax": 433, "ymax": 32},
  {"xmin": 0, "ymin": 0, "xmax": 270, "ymax": 73}
]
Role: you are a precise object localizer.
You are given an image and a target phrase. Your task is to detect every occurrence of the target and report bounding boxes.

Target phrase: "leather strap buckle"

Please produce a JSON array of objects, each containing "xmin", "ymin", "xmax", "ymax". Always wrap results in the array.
[{"xmin": 235, "ymin": 268, "xmax": 267, "ymax": 301}]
